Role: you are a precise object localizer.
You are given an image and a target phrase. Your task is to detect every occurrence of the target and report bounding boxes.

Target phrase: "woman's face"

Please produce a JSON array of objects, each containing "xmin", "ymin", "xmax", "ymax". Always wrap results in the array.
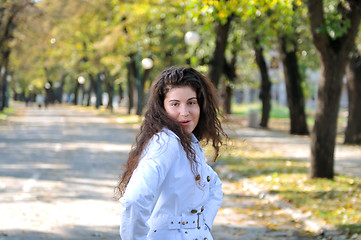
[{"xmin": 164, "ymin": 86, "xmax": 200, "ymax": 135}]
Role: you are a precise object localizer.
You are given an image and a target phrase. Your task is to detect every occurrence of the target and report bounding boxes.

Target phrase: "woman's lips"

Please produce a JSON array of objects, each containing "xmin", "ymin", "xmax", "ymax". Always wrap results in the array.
[{"xmin": 180, "ymin": 120, "xmax": 190, "ymax": 126}]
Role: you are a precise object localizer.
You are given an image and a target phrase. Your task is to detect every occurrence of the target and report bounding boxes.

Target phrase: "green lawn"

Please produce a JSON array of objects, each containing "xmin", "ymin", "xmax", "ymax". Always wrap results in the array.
[
  {"xmin": 231, "ymin": 102, "xmax": 348, "ymax": 136},
  {"xmin": 214, "ymin": 134, "xmax": 361, "ymax": 235},
  {"xmin": 0, "ymin": 107, "xmax": 14, "ymax": 120},
  {"xmin": 232, "ymin": 102, "xmax": 291, "ymax": 119}
]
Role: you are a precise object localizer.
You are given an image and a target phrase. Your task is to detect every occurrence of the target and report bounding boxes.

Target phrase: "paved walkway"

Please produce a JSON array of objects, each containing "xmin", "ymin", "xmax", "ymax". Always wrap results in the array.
[
  {"xmin": 0, "ymin": 103, "xmax": 137, "ymax": 239},
  {"xmin": 1, "ymin": 103, "xmax": 360, "ymax": 240}
]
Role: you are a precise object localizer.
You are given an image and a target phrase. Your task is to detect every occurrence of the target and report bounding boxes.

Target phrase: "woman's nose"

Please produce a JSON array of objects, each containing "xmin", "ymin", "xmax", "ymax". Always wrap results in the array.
[{"xmin": 180, "ymin": 105, "xmax": 190, "ymax": 116}]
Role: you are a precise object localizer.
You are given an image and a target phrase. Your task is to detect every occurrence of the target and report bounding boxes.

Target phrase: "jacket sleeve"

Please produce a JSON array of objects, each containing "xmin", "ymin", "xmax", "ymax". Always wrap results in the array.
[
  {"xmin": 202, "ymin": 164, "xmax": 223, "ymax": 230},
  {"xmin": 119, "ymin": 131, "xmax": 180, "ymax": 240}
]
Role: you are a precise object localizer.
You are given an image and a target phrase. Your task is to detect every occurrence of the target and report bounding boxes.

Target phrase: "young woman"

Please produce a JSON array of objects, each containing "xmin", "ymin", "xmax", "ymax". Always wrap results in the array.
[{"xmin": 116, "ymin": 66, "xmax": 227, "ymax": 240}]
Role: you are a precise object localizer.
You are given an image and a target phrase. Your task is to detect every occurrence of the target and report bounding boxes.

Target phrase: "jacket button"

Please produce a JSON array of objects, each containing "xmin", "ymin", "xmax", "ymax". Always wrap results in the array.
[
  {"xmin": 204, "ymin": 238, "xmax": 208, "ymax": 240},
  {"xmin": 195, "ymin": 175, "xmax": 200, "ymax": 181},
  {"xmin": 201, "ymin": 206, "xmax": 204, "ymax": 212},
  {"xmin": 207, "ymin": 176, "xmax": 211, "ymax": 182},
  {"xmin": 191, "ymin": 209, "xmax": 197, "ymax": 213}
]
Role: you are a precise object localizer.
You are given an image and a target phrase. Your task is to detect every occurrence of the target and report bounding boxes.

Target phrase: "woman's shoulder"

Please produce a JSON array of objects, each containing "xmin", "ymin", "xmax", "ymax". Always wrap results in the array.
[
  {"xmin": 149, "ymin": 128, "xmax": 180, "ymax": 143},
  {"xmin": 144, "ymin": 128, "xmax": 181, "ymax": 155},
  {"xmin": 156, "ymin": 128, "xmax": 180, "ymax": 141}
]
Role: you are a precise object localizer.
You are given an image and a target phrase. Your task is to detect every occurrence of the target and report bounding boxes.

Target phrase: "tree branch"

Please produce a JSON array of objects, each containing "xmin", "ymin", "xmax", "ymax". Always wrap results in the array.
[
  {"xmin": 306, "ymin": 0, "xmax": 329, "ymax": 53},
  {"xmin": 336, "ymin": 0, "xmax": 361, "ymax": 54}
]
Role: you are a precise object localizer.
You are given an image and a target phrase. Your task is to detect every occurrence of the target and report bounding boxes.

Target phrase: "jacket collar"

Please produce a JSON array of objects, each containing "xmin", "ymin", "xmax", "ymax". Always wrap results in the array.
[{"xmin": 190, "ymin": 133, "xmax": 199, "ymax": 143}]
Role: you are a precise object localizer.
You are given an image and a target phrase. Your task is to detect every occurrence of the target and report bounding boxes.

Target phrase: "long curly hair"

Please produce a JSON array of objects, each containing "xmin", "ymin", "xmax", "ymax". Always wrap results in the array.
[{"xmin": 116, "ymin": 66, "xmax": 227, "ymax": 198}]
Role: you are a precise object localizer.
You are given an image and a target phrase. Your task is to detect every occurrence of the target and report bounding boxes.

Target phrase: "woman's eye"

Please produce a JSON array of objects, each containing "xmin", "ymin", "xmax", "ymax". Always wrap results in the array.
[{"xmin": 171, "ymin": 103, "xmax": 179, "ymax": 107}]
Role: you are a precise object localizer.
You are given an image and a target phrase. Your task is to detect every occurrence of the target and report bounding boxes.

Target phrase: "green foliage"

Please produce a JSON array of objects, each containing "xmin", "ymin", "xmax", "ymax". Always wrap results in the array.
[
  {"xmin": 317, "ymin": 0, "xmax": 352, "ymax": 39},
  {"xmin": 5, "ymin": 0, "xmax": 330, "ymax": 112}
]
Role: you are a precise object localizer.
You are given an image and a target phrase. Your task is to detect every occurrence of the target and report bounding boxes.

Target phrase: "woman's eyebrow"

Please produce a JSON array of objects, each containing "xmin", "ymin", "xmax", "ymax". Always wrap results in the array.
[{"xmin": 168, "ymin": 97, "xmax": 197, "ymax": 102}]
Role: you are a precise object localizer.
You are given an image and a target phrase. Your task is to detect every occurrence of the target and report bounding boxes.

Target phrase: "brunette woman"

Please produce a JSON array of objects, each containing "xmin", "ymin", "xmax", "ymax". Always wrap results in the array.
[{"xmin": 116, "ymin": 66, "xmax": 227, "ymax": 240}]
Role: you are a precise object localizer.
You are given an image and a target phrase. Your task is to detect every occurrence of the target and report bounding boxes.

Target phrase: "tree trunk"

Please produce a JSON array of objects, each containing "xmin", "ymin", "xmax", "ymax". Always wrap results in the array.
[
  {"xmin": 95, "ymin": 72, "xmax": 103, "ymax": 109},
  {"xmin": 254, "ymin": 38, "xmax": 271, "ymax": 128},
  {"xmin": 103, "ymin": 69, "xmax": 114, "ymax": 112},
  {"xmin": 279, "ymin": 36, "xmax": 309, "ymax": 135},
  {"xmin": 127, "ymin": 54, "xmax": 136, "ymax": 114},
  {"xmin": 223, "ymin": 54, "xmax": 237, "ymax": 114},
  {"xmin": 307, "ymin": 0, "xmax": 361, "ymax": 179},
  {"xmin": 105, "ymin": 81, "xmax": 114, "ymax": 112},
  {"xmin": 118, "ymin": 83, "xmax": 124, "ymax": 106},
  {"xmin": 136, "ymin": 68, "xmax": 152, "ymax": 115},
  {"xmin": 0, "ymin": 48, "xmax": 10, "ymax": 111},
  {"xmin": 310, "ymin": 55, "xmax": 345, "ymax": 179},
  {"xmin": 221, "ymin": 83, "xmax": 232, "ymax": 114},
  {"xmin": 57, "ymin": 72, "xmax": 67, "ymax": 103},
  {"xmin": 0, "ymin": 69, "xmax": 6, "ymax": 111},
  {"xmin": 208, "ymin": 16, "xmax": 232, "ymax": 88},
  {"xmin": 73, "ymin": 81, "xmax": 80, "ymax": 105},
  {"xmin": 345, "ymin": 49, "xmax": 361, "ymax": 144},
  {"xmin": 87, "ymin": 74, "xmax": 96, "ymax": 107}
]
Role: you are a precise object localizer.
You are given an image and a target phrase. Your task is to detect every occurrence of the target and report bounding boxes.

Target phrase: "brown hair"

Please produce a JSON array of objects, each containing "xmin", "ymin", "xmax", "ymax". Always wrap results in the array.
[{"xmin": 116, "ymin": 66, "xmax": 226, "ymax": 198}]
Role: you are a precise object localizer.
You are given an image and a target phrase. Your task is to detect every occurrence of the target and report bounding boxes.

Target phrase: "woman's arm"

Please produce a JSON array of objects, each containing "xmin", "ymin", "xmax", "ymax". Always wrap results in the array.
[
  {"xmin": 202, "ymin": 164, "xmax": 223, "ymax": 230},
  {"xmin": 119, "ymin": 131, "xmax": 180, "ymax": 240}
]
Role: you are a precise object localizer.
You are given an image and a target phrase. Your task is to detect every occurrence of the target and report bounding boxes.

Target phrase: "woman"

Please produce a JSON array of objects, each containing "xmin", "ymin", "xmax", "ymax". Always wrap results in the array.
[{"xmin": 116, "ymin": 66, "xmax": 227, "ymax": 240}]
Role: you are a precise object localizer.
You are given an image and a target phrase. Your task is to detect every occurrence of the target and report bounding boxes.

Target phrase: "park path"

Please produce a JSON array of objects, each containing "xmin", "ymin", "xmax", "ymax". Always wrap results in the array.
[
  {"xmin": 0, "ymin": 103, "xmax": 137, "ymax": 240},
  {"xmin": 1, "ymin": 103, "xmax": 360, "ymax": 240}
]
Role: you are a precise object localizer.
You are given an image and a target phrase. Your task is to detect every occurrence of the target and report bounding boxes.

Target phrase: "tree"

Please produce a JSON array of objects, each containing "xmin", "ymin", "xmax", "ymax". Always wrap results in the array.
[
  {"xmin": 344, "ymin": 46, "xmax": 361, "ymax": 144},
  {"xmin": 106, "ymin": 1, "xmax": 189, "ymax": 113},
  {"xmin": 240, "ymin": 0, "xmax": 313, "ymax": 131},
  {"xmin": 222, "ymin": 43, "xmax": 237, "ymax": 114},
  {"xmin": 306, "ymin": 0, "xmax": 361, "ymax": 179},
  {"xmin": 208, "ymin": 15, "xmax": 233, "ymax": 88},
  {"xmin": 279, "ymin": 35, "xmax": 309, "ymax": 135},
  {"xmin": 253, "ymin": 36, "xmax": 272, "ymax": 128},
  {"xmin": 0, "ymin": 0, "xmax": 33, "ymax": 111},
  {"xmin": 274, "ymin": 1, "xmax": 309, "ymax": 135}
]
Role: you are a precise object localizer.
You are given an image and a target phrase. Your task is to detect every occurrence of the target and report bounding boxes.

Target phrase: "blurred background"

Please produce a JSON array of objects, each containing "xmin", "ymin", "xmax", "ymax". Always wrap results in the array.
[
  {"xmin": 1, "ymin": 0, "xmax": 321, "ymax": 117},
  {"xmin": 1, "ymin": 0, "xmax": 361, "ymax": 238}
]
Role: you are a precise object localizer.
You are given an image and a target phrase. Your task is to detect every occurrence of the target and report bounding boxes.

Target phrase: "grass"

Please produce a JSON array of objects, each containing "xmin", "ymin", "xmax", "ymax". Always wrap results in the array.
[
  {"xmin": 215, "ymin": 137, "xmax": 361, "ymax": 235},
  {"xmin": 231, "ymin": 102, "xmax": 349, "ymax": 125},
  {"xmin": 230, "ymin": 102, "xmax": 349, "ymax": 142},
  {"xmin": 232, "ymin": 102, "xmax": 291, "ymax": 119},
  {"xmin": 253, "ymin": 173, "xmax": 361, "ymax": 233},
  {"xmin": 0, "ymin": 107, "xmax": 14, "ymax": 120}
]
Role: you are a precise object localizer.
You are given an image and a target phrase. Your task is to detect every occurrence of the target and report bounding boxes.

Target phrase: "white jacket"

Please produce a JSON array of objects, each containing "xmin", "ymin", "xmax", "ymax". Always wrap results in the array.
[{"xmin": 119, "ymin": 129, "xmax": 223, "ymax": 240}]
